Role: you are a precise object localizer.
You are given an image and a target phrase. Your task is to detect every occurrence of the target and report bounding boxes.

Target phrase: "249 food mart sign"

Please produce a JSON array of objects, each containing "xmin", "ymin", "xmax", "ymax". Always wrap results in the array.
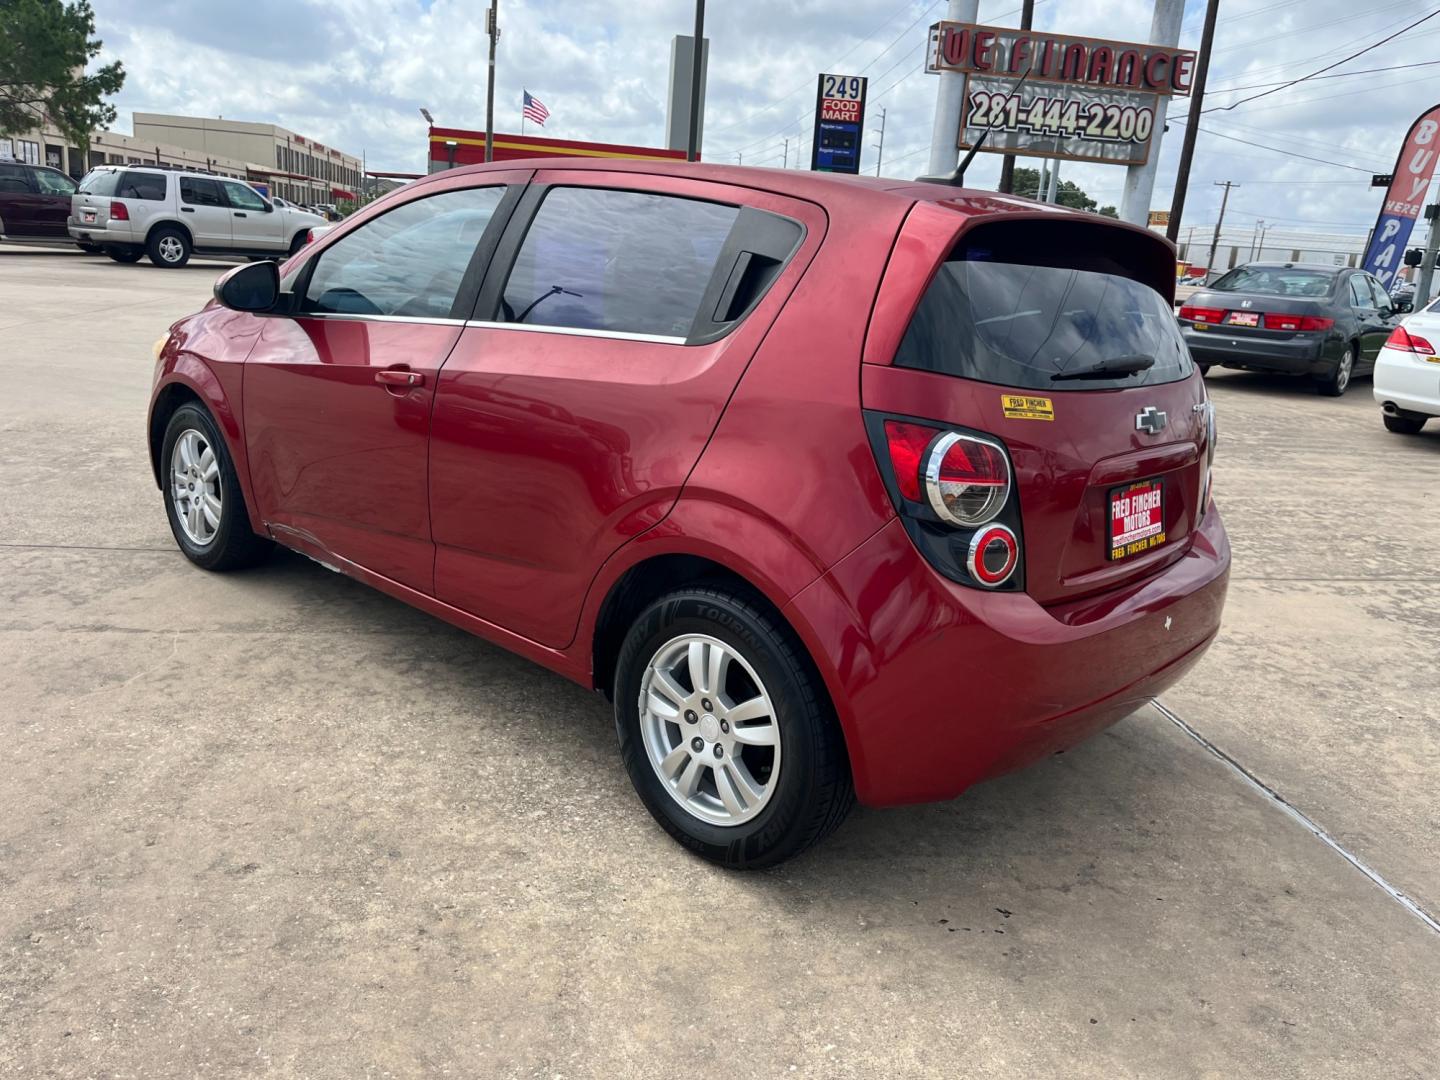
[{"xmin": 927, "ymin": 22, "xmax": 1197, "ymax": 166}]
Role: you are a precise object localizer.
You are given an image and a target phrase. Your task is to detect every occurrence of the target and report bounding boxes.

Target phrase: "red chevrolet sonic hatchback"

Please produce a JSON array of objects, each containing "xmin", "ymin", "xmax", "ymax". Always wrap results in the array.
[{"xmin": 148, "ymin": 160, "xmax": 1229, "ymax": 867}]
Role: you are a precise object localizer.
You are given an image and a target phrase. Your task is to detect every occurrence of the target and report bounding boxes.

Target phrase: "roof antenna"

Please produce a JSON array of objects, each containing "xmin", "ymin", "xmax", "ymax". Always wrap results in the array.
[{"xmin": 917, "ymin": 67, "xmax": 1033, "ymax": 187}]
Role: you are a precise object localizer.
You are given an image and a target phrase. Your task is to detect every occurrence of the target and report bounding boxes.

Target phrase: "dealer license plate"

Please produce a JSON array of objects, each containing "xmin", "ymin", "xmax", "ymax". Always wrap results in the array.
[
  {"xmin": 82, "ymin": 209, "xmax": 96, "ymax": 223},
  {"xmin": 1109, "ymin": 479, "xmax": 1166, "ymax": 561},
  {"xmin": 1226, "ymin": 311, "xmax": 1259, "ymax": 327}
]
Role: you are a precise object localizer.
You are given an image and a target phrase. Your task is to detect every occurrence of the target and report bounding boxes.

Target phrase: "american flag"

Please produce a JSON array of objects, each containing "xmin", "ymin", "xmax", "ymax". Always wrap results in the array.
[{"xmin": 522, "ymin": 91, "xmax": 550, "ymax": 126}]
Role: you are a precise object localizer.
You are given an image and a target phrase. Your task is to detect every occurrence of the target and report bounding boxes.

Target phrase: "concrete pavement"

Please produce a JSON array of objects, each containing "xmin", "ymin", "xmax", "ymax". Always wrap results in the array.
[{"xmin": 1, "ymin": 253, "xmax": 1437, "ymax": 1078}]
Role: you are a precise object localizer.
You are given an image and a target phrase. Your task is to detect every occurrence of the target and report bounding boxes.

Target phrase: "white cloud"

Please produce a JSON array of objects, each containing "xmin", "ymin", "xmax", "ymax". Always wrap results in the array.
[{"xmin": 89, "ymin": 0, "xmax": 1440, "ymax": 239}]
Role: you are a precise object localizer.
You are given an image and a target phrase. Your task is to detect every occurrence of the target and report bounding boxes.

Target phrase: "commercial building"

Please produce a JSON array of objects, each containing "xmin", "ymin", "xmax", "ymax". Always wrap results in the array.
[
  {"xmin": 132, "ymin": 113, "xmax": 362, "ymax": 204},
  {"xmin": 427, "ymin": 126, "xmax": 686, "ymax": 172}
]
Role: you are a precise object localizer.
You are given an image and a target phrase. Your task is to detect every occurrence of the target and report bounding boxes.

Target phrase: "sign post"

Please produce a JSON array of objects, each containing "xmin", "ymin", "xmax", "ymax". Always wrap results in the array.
[
  {"xmin": 810, "ymin": 74, "xmax": 868, "ymax": 174},
  {"xmin": 1361, "ymin": 105, "xmax": 1440, "ymax": 289}
]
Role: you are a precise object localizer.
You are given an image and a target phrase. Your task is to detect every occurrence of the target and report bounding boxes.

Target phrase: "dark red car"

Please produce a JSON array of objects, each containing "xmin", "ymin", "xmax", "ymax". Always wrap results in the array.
[
  {"xmin": 148, "ymin": 161, "xmax": 1229, "ymax": 867},
  {"xmin": 0, "ymin": 162, "xmax": 78, "ymax": 242}
]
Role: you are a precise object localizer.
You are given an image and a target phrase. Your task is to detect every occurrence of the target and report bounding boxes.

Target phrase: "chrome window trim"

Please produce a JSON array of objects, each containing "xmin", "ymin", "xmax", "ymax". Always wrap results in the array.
[
  {"xmin": 297, "ymin": 312, "xmax": 467, "ymax": 327},
  {"xmin": 464, "ymin": 319, "xmax": 686, "ymax": 345}
]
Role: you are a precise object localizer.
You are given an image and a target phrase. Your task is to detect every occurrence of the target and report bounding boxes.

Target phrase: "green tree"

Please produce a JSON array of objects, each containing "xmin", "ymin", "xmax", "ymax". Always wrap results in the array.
[
  {"xmin": 0, "ymin": 0, "xmax": 124, "ymax": 149},
  {"xmin": 1011, "ymin": 165, "xmax": 1116, "ymax": 216}
]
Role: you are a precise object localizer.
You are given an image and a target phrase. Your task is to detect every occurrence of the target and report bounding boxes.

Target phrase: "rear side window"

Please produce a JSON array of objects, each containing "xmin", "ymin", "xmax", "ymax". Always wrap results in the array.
[
  {"xmin": 301, "ymin": 186, "xmax": 505, "ymax": 319},
  {"xmin": 895, "ymin": 260, "xmax": 1191, "ymax": 391},
  {"xmin": 180, "ymin": 177, "xmax": 224, "ymax": 206},
  {"xmin": 502, "ymin": 187, "xmax": 740, "ymax": 338},
  {"xmin": 34, "ymin": 169, "xmax": 75, "ymax": 195},
  {"xmin": 78, "ymin": 170, "xmax": 119, "ymax": 196},
  {"xmin": 116, "ymin": 172, "xmax": 166, "ymax": 200},
  {"xmin": 1347, "ymin": 276, "xmax": 1374, "ymax": 309}
]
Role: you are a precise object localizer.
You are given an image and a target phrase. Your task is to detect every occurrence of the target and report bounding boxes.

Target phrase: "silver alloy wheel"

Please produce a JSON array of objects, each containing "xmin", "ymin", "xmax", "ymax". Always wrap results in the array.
[
  {"xmin": 638, "ymin": 633, "xmax": 781, "ymax": 827},
  {"xmin": 158, "ymin": 235, "xmax": 184, "ymax": 263},
  {"xmin": 1337, "ymin": 348, "xmax": 1354, "ymax": 392},
  {"xmin": 170, "ymin": 428, "xmax": 221, "ymax": 546}
]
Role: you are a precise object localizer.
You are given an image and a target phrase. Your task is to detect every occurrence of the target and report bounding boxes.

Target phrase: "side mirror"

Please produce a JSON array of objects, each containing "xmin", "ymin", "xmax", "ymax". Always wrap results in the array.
[
  {"xmin": 1395, "ymin": 299, "xmax": 1413, "ymax": 314},
  {"xmin": 214, "ymin": 260, "xmax": 279, "ymax": 312}
]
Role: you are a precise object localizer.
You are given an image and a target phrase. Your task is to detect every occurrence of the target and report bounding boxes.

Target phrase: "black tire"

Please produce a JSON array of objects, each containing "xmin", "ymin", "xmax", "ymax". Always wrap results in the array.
[
  {"xmin": 613, "ymin": 587, "xmax": 854, "ymax": 869},
  {"xmin": 160, "ymin": 403, "xmax": 272, "ymax": 571},
  {"xmin": 105, "ymin": 246, "xmax": 143, "ymax": 263},
  {"xmin": 1317, "ymin": 343, "xmax": 1357, "ymax": 396},
  {"xmin": 288, "ymin": 232, "xmax": 308, "ymax": 256},
  {"xmin": 146, "ymin": 225, "xmax": 191, "ymax": 268},
  {"xmin": 1383, "ymin": 412, "xmax": 1427, "ymax": 434}
]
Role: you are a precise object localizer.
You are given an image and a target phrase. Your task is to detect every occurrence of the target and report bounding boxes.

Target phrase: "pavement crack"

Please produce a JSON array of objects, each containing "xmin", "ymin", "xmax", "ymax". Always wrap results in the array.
[{"xmin": 1152, "ymin": 698, "xmax": 1440, "ymax": 937}]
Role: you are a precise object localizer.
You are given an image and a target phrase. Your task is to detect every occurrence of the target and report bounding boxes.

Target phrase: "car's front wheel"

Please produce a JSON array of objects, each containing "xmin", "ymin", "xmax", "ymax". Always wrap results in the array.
[
  {"xmin": 161, "ymin": 403, "xmax": 272, "ymax": 571},
  {"xmin": 147, "ymin": 225, "xmax": 191, "ymax": 268},
  {"xmin": 613, "ymin": 587, "xmax": 854, "ymax": 868}
]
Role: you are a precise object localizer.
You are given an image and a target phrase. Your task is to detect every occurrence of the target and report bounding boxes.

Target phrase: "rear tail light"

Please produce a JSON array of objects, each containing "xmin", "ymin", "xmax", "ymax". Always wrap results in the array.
[
  {"xmin": 925, "ymin": 431, "xmax": 1010, "ymax": 527},
  {"xmin": 305, "ymin": 228, "xmax": 319, "ymax": 245},
  {"xmin": 873, "ymin": 415, "xmax": 1022, "ymax": 590},
  {"xmin": 1262, "ymin": 313, "xmax": 1334, "ymax": 331},
  {"xmin": 968, "ymin": 525, "xmax": 1019, "ymax": 587},
  {"xmin": 109, "ymin": 201, "xmax": 129, "ymax": 221},
  {"xmin": 1178, "ymin": 305, "xmax": 1225, "ymax": 322},
  {"xmin": 1386, "ymin": 325, "xmax": 1436, "ymax": 353}
]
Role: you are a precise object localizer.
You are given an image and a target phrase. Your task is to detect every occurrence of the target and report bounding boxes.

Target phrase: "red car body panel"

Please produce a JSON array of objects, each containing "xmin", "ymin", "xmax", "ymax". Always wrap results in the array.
[{"xmin": 147, "ymin": 159, "xmax": 1230, "ymax": 811}]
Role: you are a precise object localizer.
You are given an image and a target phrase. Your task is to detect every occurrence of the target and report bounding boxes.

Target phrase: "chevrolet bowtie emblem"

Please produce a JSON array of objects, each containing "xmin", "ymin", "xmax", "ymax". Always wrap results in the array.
[{"xmin": 1135, "ymin": 406, "xmax": 1167, "ymax": 435}]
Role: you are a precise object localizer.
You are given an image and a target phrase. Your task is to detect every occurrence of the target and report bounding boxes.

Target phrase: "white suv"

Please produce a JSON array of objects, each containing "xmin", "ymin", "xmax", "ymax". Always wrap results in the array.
[{"xmin": 69, "ymin": 165, "xmax": 325, "ymax": 268}]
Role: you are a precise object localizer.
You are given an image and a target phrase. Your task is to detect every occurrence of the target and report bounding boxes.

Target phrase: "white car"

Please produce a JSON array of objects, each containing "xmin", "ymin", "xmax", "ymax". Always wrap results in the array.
[
  {"xmin": 1374, "ymin": 297, "xmax": 1440, "ymax": 434},
  {"xmin": 69, "ymin": 165, "xmax": 326, "ymax": 268}
]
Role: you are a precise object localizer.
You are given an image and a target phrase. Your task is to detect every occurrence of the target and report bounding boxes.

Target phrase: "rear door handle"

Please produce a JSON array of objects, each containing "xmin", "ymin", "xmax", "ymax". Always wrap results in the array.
[
  {"xmin": 180, "ymin": 207, "xmax": 194, "ymax": 213},
  {"xmin": 376, "ymin": 369, "xmax": 424, "ymax": 387},
  {"xmin": 233, "ymin": 212, "xmax": 247, "ymax": 218}
]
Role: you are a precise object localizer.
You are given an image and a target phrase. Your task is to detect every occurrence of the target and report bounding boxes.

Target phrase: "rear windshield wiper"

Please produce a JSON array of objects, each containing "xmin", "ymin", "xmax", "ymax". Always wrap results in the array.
[{"xmin": 1050, "ymin": 354, "xmax": 1156, "ymax": 381}]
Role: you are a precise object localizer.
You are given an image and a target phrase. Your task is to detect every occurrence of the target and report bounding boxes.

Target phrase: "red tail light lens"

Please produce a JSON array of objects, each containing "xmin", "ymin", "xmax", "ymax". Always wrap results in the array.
[
  {"xmin": 1263, "ymin": 313, "xmax": 1334, "ymax": 331},
  {"xmin": 109, "ymin": 201, "xmax": 129, "ymax": 221},
  {"xmin": 1386, "ymin": 326, "xmax": 1436, "ymax": 353},
  {"xmin": 967, "ymin": 525, "xmax": 1019, "ymax": 587},
  {"xmin": 881, "ymin": 420, "xmax": 939, "ymax": 501},
  {"xmin": 1178, "ymin": 306, "xmax": 1224, "ymax": 322},
  {"xmin": 925, "ymin": 432, "xmax": 1010, "ymax": 526}
]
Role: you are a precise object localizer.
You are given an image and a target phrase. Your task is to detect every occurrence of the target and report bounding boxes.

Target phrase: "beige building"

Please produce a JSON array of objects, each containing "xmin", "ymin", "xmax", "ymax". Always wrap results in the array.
[
  {"xmin": 2, "ymin": 110, "xmax": 247, "ymax": 181},
  {"xmin": 132, "ymin": 113, "xmax": 362, "ymax": 205}
]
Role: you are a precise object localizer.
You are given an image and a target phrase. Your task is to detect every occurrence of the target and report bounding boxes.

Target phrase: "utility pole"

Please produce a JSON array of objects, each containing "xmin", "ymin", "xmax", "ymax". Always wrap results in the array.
[
  {"xmin": 997, "ymin": 0, "xmax": 1035, "ymax": 194},
  {"xmin": 484, "ymin": 1, "xmax": 500, "ymax": 162},
  {"xmin": 1256, "ymin": 219, "xmax": 1268, "ymax": 260},
  {"xmin": 873, "ymin": 107, "xmax": 887, "ymax": 176},
  {"xmin": 927, "ymin": 0, "xmax": 981, "ymax": 177},
  {"xmin": 783, "ymin": 137, "xmax": 789, "ymax": 169},
  {"xmin": 1047, "ymin": 159, "xmax": 1060, "ymax": 203},
  {"xmin": 686, "ymin": 1, "xmax": 706, "ymax": 161},
  {"xmin": 1415, "ymin": 205, "xmax": 1440, "ymax": 306},
  {"xmin": 1166, "ymin": 0, "xmax": 1220, "ymax": 243},
  {"xmin": 1118, "ymin": 0, "xmax": 1184, "ymax": 224},
  {"xmin": 1206, "ymin": 181, "xmax": 1238, "ymax": 280}
]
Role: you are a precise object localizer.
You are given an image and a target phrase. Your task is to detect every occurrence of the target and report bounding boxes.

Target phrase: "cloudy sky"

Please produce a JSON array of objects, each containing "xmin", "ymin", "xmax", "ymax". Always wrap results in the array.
[{"xmin": 88, "ymin": 0, "xmax": 1440, "ymax": 245}]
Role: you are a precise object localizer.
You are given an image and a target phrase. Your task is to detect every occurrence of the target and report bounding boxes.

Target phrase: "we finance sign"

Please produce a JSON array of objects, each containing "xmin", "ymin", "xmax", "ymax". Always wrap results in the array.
[
  {"xmin": 811, "ymin": 74, "xmax": 868, "ymax": 174},
  {"xmin": 1363, "ymin": 104, "xmax": 1440, "ymax": 287}
]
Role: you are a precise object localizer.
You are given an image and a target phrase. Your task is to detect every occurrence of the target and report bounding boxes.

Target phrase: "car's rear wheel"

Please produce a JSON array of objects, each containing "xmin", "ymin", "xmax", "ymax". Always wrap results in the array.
[
  {"xmin": 1383, "ymin": 412, "xmax": 1427, "ymax": 434},
  {"xmin": 161, "ymin": 403, "xmax": 272, "ymax": 571},
  {"xmin": 1317, "ymin": 343, "xmax": 1357, "ymax": 396},
  {"xmin": 105, "ymin": 246, "xmax": 142, "ymax": 263},
  {"xmin": 613, "ymin": 587, "xmax": 853, "ymax": 869},
  {"xmin": 147, "ymin": 226, "xmax": 191, "ymax": 268}
]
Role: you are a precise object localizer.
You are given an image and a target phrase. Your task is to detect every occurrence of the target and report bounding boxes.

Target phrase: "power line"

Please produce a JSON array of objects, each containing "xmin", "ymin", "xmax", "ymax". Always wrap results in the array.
[
  {"xmin": 1207, "ymin": 59, "xmax": 1440, "ymax": 95},
  {"xmin": 1170, "ymin": 119, "xmax": 1377, "ymax": 173},
  {"xmin": 1208, "ymin": 8, "xmax": 1440, "ymax": 113}
]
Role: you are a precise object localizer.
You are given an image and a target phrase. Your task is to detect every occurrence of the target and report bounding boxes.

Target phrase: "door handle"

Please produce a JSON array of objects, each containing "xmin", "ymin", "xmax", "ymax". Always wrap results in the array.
[
  {"xmin": 180, "ymin": 207, "xmax": 194, "ymax": 213},
  {"xmin": 233, "ymin": 212, "xmax": 247, "ymax": 218},
  {"xmin": 376, "ymin": 369, "xmax": 425, "ymax": 387}
]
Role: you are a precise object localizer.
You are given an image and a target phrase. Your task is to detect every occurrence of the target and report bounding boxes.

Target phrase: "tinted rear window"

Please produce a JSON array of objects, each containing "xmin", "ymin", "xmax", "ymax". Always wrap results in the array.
[
  {"xmin": 1211, "ymin": 266, "xmax": 1334, "ymax": 298},
  {"xmin": 117, "ymin": 172, "xmax": 166, "ymax": 200},
  {"xmin": 79, "ymin": 170, "xmax": 118, "ymax": 196},
  {"xmin": 895, "ymin": 260, "xmax": 1191, "ymax": 391}
]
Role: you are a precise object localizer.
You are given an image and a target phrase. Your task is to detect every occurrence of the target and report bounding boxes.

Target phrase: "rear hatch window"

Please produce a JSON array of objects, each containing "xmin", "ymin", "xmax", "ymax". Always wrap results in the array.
[
  {"xmin": 78, "ymin": 171, "xmax": 119, "ymax": 197},
  {"xmin": 895, "ymin": 259, "xmax": 1191, "ymax": 390}
]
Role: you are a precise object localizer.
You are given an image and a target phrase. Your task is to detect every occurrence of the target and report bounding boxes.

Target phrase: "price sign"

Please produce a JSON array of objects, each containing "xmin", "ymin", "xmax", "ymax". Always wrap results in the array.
[{"xmin": 811, "ymin": 73, "xmax": 868, "ymax": 174}]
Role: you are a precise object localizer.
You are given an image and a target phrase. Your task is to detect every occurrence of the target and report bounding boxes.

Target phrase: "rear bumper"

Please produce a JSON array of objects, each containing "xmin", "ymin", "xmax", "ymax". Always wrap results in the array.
[
  {"xmin": 1373, "ymin": 349, "xmax": 1440, "ymax": 417},
  {"xmin": 787, "ymin": 506, "xmax": 1231, "ymax": 807},
  {"xmin": 1182, "ymin": 326, "xmax": 1329, "ymax": 374},
  {"xmin": 68, "ymin": 220, "xmax": 136, "ymax": 245}
]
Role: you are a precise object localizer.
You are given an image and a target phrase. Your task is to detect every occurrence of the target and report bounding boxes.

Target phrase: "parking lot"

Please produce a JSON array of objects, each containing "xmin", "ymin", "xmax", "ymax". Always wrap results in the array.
[{"xmin": 2, "ymin": 249, "xmax": 1438, "ymax": 1078}]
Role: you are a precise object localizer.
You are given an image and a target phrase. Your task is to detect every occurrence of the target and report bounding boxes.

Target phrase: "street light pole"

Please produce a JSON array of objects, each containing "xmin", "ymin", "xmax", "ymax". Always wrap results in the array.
[
  {"xmin": 686, "ymin": 0, "xmax": 706, "ymax": 162},
  {"xmin": 873, "ymin": 107, "xmax": 887, "ymax": 177},
  {"xmin": 485, "ymin": 2, "xmax": 500, "ymax": 163},
  {"xmin": 1206, "ymin": 180, "xmax": 1238, "ymax": 280}
]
